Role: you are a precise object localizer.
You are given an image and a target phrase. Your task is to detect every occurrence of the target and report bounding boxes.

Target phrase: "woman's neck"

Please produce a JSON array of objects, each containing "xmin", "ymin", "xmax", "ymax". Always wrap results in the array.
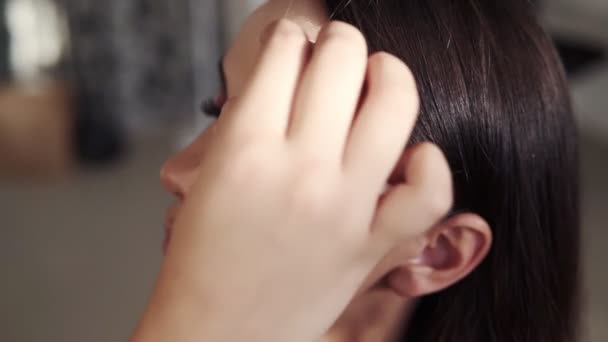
[{"xmin": 320, "ymin": 290, "xmax": 415, "ymax": 342}]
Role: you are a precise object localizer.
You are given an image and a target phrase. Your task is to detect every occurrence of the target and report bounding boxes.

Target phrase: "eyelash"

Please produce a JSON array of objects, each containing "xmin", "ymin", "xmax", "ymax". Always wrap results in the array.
[
  {"xmin": 201, "ymin": 97, "xmax": 223, "ymax": 118},
  {"xmin": 202, "ymin": 57, "xmax": 228, "ymax": 119}
]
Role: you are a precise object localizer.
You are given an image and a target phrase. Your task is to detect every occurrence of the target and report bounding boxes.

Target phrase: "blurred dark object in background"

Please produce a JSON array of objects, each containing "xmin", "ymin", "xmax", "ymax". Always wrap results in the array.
[
  {"xmin": 73, "ymin": 91, "xmax": 126, "ymax": 165},
  {"xmin": 0, "ymin": 0, "xmax": 11, "ymax": 81},
  {"xmin": 539, "ymin": 0, "xmax": 608, "ymax": 77},
  {"xmin": 64, "ymin": 1, "xmax": 126, "ymax": 165},
  {"xmin": 554, "ymin": 37, "xmax": 607, "ymax": 75}
]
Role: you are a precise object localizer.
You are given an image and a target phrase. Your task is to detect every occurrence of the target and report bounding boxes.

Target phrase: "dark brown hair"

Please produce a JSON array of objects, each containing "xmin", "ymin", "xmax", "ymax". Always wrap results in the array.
[{"xmin": 324, "ymin": 0, "xmax": 581, "ymax": 341}]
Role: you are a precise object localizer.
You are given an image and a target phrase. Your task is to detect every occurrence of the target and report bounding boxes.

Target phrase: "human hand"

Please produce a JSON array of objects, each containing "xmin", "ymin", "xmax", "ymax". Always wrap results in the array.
[{"xmin": 134, "ymin": 19, "xmax": 452, "ymax": 342}]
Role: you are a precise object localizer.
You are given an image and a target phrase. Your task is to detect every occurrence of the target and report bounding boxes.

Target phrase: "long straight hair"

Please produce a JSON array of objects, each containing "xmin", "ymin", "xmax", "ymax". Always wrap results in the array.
[{"xmin": 324, "ymin": 0, "xmax": 581, "ymax": 341}]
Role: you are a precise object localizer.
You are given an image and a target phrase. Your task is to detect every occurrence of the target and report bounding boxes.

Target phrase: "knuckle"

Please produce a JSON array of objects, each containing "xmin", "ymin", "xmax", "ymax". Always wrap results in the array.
[
  {"xmin": 413, "ymin": 143, "xmax": 453, "ymax": 218},
  {"xmin": 368, "ymin": 52, "xmax": 419, "ymax": 112},
  {"xmin": 418, "ymin": 142, "xmax": 443, "ymax": 157},
  {"xmin": 422, "ymin": 184, "xmax": 453, "ymax": 219},
  {"xmin": 368, "ymin": 52, "xmax": 417, "ymax": 88},
  {"xmin": 319, "ymin": 21, "xmax": 368, "ymax": 55},
  {"xmin": 268, "ymin": 19, "xmax": 307, "ymax": 46}
]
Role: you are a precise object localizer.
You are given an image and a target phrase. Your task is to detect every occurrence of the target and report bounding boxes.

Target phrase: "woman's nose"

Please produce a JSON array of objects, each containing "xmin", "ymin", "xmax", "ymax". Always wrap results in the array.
[{"xmin": 160, "ymin": 150, "xmax": 199, "ymax": 200}]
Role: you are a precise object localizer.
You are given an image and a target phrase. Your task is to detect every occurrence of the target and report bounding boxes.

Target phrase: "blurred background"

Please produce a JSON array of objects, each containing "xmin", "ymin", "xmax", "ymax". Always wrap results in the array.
[{"xmin": 0, "ymin": 0, "xmax": 606, "ymax": 341}]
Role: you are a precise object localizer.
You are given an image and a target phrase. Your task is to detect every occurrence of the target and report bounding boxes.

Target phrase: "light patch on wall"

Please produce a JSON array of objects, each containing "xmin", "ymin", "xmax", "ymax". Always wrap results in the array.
[{"xmin": 6, "ymin": 0, "xmax": 68, "ymax": 83}]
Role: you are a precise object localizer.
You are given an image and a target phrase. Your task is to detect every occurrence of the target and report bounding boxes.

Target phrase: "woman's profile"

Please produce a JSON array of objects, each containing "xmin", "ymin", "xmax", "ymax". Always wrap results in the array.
[{"xmin": 135, "ymin": 1, "xmax": 580, "ymax": 341}]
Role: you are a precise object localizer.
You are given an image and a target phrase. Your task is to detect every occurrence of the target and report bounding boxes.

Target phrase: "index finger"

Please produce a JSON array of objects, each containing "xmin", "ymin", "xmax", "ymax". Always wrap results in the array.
[{"xmin": 223, "ymin": 19, "xmax": 312, "ymax": 139}]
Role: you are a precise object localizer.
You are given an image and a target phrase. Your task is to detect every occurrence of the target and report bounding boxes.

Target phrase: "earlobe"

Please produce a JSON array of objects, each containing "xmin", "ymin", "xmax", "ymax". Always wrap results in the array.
[{"xmin": 385, "ymin": 213, "xmax": 492, "ymax": 298}]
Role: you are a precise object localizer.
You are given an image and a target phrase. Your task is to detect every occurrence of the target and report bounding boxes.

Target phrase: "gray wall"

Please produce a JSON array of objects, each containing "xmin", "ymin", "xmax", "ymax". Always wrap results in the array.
[{"xmin": 62, "ymin": 0, "xmax": 224, "ymax": 133}]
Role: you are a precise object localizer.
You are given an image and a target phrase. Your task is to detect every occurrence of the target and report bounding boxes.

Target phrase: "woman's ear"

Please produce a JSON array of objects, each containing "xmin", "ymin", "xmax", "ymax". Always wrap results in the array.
[{"xmin": 385, "ymin": 213, "xmax": 492, "ymax": 298}]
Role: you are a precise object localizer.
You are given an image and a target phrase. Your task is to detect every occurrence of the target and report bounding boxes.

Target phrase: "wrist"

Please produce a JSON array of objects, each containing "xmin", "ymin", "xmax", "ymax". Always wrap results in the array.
[{"xmin": 131, "ymin": 265, "xmax": 227, "ymax": 342}]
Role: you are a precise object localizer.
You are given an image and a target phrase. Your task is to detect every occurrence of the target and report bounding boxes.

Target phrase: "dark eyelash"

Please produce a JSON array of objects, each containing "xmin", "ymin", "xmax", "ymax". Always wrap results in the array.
[
  {"xmin": 201, "ymin": 57, "xmax": 228, "ymax": 118},
  {"xmin": 201, "ymin": 97, "xmax": 222, "ymax": 118}
]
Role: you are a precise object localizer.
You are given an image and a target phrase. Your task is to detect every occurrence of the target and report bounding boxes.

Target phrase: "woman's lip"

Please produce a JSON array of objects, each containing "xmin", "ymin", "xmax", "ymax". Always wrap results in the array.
[
  {"xmin": 163, "ymin": 206, "xmax": 179, "ymax": 254},
  {"xmin": 163, "ymin": 218, "xmax": 174, "ymax": 255},
  {"xmin": 163, "ymin": 224, "xmax": 173, "ymax": 255},
  {"xmin": 163, "ymin": 232, "xmax": 171, "ymax": 255}
]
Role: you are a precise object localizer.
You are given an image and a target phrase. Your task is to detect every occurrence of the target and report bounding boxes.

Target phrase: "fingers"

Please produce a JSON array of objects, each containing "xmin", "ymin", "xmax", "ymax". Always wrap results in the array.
[
  {"xmin": 367, "ymin": 143, "xmax": 454, "ymax": 255},
  {"xmin": 343, "ymin": 52, "xmax": 420, "ymax": 190},
  {"xmin": 287, "ymin": 21, "xmax": 368, "ymax": 160},
  {"xmin": 224, "ymin": 19, "xmax": 312, "ymax": 139}
]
